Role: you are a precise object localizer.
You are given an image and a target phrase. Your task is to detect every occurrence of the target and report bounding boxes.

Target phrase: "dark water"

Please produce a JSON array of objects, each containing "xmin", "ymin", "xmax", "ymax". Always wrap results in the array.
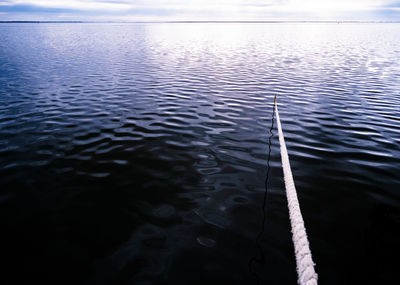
[{"xmin": 0, "ymin": 23, "xmax": 399, "ymax": 284}]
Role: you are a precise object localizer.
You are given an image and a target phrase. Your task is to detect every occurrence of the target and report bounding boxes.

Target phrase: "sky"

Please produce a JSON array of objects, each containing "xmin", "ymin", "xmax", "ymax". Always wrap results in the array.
[{"xmin": 0, "ymin": 0, "xmax": 399, "ymax": 21}]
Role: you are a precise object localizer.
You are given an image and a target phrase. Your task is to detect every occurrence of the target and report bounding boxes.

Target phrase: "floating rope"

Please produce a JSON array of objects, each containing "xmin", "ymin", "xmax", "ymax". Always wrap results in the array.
[{"xmin": 275, "ymin": 96, "xmax": 318, "ymax": 285}]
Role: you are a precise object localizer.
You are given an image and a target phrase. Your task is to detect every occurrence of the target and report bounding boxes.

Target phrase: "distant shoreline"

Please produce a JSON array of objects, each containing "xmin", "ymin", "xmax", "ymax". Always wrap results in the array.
[{"xmin": 1, "ymin": 20, "xmax": 400, "ymax": 24}]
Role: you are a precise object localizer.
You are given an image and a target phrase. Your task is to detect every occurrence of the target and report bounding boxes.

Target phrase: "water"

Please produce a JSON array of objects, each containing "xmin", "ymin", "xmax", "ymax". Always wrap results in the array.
[{"xmin": 0, "ymin": 23, "xmax": 399, "ymax": 284}]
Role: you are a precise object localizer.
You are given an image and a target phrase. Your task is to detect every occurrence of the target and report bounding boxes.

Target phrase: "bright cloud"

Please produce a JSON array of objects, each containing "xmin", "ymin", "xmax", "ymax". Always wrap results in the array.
[{"xmin": 0, "ymin": 0, "xmax": 399, "ymax": 20}]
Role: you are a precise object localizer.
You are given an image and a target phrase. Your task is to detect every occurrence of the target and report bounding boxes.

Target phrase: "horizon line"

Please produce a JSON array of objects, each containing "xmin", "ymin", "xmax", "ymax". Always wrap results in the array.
[{"xmin": 1, "ymin": 20, "xmax": 400, "ymax": 24}]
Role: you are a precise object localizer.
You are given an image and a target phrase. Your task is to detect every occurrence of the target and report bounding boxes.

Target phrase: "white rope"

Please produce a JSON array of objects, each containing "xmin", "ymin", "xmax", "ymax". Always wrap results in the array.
[{"xmin": 275, "ymin": 99, "xmax": 318, "ymax": 285}]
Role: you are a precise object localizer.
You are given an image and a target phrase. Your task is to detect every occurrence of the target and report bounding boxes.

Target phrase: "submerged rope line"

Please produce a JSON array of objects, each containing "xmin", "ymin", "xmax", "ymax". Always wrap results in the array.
[
  {"xmin": 275, "ymin": 97, "xmax": 318, "ymax": 285},
  {"xmin": 248, "ymin": 99, "xmax": 275, "ymax": 284}
]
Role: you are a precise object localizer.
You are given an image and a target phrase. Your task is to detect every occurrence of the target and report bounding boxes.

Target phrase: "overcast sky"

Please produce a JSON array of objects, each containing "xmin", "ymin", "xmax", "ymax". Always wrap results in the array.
[{"xmin": 0, "ymin": 0, "xmax": 399, "ymax": 21}]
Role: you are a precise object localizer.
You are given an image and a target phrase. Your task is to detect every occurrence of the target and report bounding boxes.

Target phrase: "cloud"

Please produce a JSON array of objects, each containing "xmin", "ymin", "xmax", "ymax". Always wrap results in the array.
[
  {"xmin": 0, "ymin": 0, "xmax": 131, "ymax": 11},
  {"xmin": 0, "ymin": 0, "xmax": 399, "ymax": 20}
]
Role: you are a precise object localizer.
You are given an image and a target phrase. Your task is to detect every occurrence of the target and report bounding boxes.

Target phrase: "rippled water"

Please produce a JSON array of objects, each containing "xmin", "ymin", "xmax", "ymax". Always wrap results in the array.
[{"xmin": 0, "ymin": 23, "xmax": 399, "ymax": 284}]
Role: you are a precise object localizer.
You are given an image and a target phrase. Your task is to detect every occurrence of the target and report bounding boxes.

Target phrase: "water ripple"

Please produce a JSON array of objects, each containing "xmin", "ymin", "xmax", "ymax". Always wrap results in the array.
[{"xmin": 0, "ymin": 23, "xmax": 399, "ymax": 285}]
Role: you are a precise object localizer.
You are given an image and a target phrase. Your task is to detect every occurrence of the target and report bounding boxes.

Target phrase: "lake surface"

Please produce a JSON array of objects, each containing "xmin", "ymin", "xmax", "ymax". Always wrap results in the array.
[{"xmin": 0, "ymin": 23, "xmax": 399, "ymax": 284}]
